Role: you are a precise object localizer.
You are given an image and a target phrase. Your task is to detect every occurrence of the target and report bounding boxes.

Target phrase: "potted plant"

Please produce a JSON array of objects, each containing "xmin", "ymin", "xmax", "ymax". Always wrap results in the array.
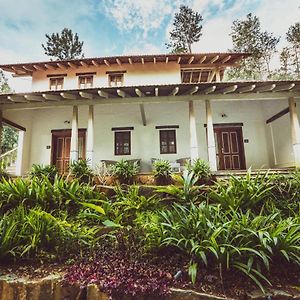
[
  {"xmin": 110, "ymin": 160, "xmax": 139, "ymax": 185},
  {"xmin": 153, "ymin": 159, "xmax": 172, "ymax": 185}
]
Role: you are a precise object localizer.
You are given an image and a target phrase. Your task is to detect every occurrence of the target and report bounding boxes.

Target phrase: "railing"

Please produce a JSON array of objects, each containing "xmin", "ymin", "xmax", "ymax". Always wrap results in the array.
[{"xmin": 0, "ymin": 147, "xmax": 18, "ymax": 169}]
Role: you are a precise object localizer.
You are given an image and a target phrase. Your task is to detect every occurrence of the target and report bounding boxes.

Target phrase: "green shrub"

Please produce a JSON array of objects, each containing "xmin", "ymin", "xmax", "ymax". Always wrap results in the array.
[
  {"xmin": 0, "ymin": 205, "xmax": 98, "ymax": 260},
  {"xmin": 110, "ymin": 160, "xmax": 139, "ymax": 184},
  {"xmin": 29, "ymin": 164, "xmax": 58, "ymax": 183},
  {"xmin": 156, "ymin": 171, "xmax": 202, "ymax": 203},
  {"xmin": 153, "ymin": 160, "xmax": 172, "ymax": 185},
  {"xmin": 209, "ymin": 169, "xmax": 275, "ymax": 211},
  {"xmin": 0, "ymin": 176, "xmax": 104, "ymax": 215},
  {"xmin": 186, "ymin": 159, "xmax": 212, "ymax": 183},
  {"xmin": 69, "ymin": 159, "xmax": 94, "ymax": 184},
  {"xmin": 139, "ymin": 202, "xmax": 300, "ymax": 292}
]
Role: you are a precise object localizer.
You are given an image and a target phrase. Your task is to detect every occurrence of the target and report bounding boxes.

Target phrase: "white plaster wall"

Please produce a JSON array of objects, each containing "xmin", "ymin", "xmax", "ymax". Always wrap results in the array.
[
  {"xmin": 31, "ymin": 62, "xmax": 181, "ymax": 92},
  {"xmin": 261, "ymin": 99, "xmax": 298, "ymax": 168},
  {"xmin": 3, "ymin": 99, "xmax": 277, "ymax": 174}
]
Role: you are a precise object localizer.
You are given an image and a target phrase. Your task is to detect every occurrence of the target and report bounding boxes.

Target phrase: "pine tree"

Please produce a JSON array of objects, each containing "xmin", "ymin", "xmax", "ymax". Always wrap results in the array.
[
  {"xmin": 42, "ymin": 28, "xmax": 84, "ymax": 60},
  {"xmin": 166, "ymin": 5, "xmax": 203, "ymax": 53},
  {"xmin": 226, "ymin": 13, "xmax": 279, "ymax": 80}
]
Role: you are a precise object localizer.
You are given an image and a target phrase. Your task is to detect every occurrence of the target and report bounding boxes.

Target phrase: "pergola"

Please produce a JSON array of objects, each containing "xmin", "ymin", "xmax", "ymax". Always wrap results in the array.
[{"xmin": 0, "ymin": 80, "xmax": 300, "ymax": 172}]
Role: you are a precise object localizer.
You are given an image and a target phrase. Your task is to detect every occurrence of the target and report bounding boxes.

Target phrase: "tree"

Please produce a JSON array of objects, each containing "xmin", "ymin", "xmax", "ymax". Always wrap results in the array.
[
  {"xmin": 226, "ymin": 13, "xmax": 279, "ymax": 80},
  {"xmin": 0, "ymin": 71, "xmax": 10, "ymax": 93},
  {"xmin": 286, "ymin": 22, "xmax": 300, "ymax": 78},
  {"xmin": 166, "ymin": 5, "xmax": 203, "ymax": 53},
  {"xmin": 0, "ymin": 72, "xmax": 18, "ymax": 154},
  {"xmin": 42, "ymin": 28, "xmax": 84, "ymax": 60}
]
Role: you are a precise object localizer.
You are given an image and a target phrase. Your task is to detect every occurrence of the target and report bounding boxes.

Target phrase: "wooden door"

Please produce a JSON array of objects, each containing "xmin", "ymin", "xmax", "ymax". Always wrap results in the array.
[
  {"xmin": 214, "ymin": 126, "xmax": 246, "ymax": 170},
  {"xmin": 51, "ymin": 129, "xmax": 86, "ymax": 174}
]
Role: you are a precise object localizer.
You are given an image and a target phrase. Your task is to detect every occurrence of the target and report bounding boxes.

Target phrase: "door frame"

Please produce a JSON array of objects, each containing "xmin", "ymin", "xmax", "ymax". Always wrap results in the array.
[
  {"xmin": 205, "ymin": 123, "xmax": 246, "ymax": 170},
  {"xmin": 51, "ymin": 129, "xmax": 86, "ymax": 166}
]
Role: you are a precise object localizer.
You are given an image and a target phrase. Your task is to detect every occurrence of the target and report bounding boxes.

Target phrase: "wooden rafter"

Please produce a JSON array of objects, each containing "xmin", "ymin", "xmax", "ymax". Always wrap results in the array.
[
  {"xmin": 186, "ymin": 86, "xmax": 199, "ymax": 95},
  {"xmin": 33, "ymin": 65, "xmax": 45, "ymax": 71},
  {"xmin": 238, "ymin": 84, "xmax": 256, "ymax": 93},
  {"xmin": 98, "ymin": 90, "xmax": 109, "ymax": 99},
  {"xmin": 91, "ymin": 60, "xmax": 99, "ymax": 67},
  {"xmin": 188, "ymin": 56, "xmax": 194, "ymax": 64},
  {"xmin": 141, "ymin": 58, "xmax": 144, "ymax": 65},
  {"xmin": 199, "ymin": 56, "xmax": 207, "ymax": 63},
  {"xmin": 128, "ymin": 58, "xmax": 133, "ymax": 65},
  {"xmin": 221, "ymin": 55, "xmax": 231, "ymax": 63},
  {"xmin": 256, "ymin": 84, "xmax": 276, "ymax": 92},
  {"xmin": 45, "ymin": 64, "xmax": 56, "ymax": 70},
  {"xmin": 68, "ymin": 62, "xmax": 77, "ymax": 68},
  {"xmin": 169, "ymin": 86, "xmax": 179, "ymax": 96},
  {"xmin": 165, "ymin": 57, "xmax": 168, "ymax": 64},
  {"xmin": 79, "ymin": 92, "xmax": 94, "ymax": 99},
  {"xmin": 210, "ymin": 55, "xmax": 220, "ymax": 64},
  {"xmin": 177, "ymin": 57, "xmax": 181, "ymax": 64},
  {"xmin": 116, "ymin": 58, "xmax": 122, "ymax": 66},
  {"xmin": 135, "ymin": 88, "xmax": 145, "ymax": 97},
  {"xmin": 60, "ymin": 92, "xmax": 77, "ymax": 100},
  {"xmin": 273, "ymin": 83, "xmax": 295, "ymax": 92},
  {"xmin": 80, "ymin": 61, "xmax": 89, "ymax": 68},
  {"xmin": 221, "ymin": 85, "xmax": 238, "ymax": 94},
  {"xmin": 155, "ymin": 87, "xmax": 159, "ymax": 97},
  {"xmin": 117, "ymin": 89, "xmax": 130, "ymax": 98},
  {"xmin": 24, "ymin": 95, "xmax": 44, "ymax": 101},
  {"xmin": 104, "ymin": 60, "xmax": 110, "ymax": 67},
  {"xmin": 42, "ymin": 94, "xmax": 61, "ymax": 101},
  {"xmin": 203, "ymin": 85, "xmax": 216, "ymax": 94}
]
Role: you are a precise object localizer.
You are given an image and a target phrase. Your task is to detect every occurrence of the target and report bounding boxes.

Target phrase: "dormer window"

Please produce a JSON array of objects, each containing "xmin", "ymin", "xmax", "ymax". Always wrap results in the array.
[
  {"xmin": 107, "ymin": 71, "xmax": 125, "ymax": 87},
  {"xmin": 181, "ymin": 69, "xmax": 210, "ymax": 83},
  {"xmin": 49, "ymin": 77, "xmax": 64, "ymax": 90},
  {"xmin": 78, "ymin": 75, "xmax": 93, "ymax": 89}
]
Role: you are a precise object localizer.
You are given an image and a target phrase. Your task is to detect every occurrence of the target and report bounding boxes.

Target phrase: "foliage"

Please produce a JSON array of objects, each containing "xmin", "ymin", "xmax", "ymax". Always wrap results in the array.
[
  {"xmin": 42, "ymin": 28, "xmax": 84, "ymax": 60},
  {"xmin": 186, "ymin": 159, "xmax": 212, "ymax": 182},
  {"xmin": 0, "ymin": 176, "xmax": 102, "ymax": 215},
  {"xmin": 140, "ymin": 202, "xmax": 300, "ymax": 292},
  {"xmin": 0, "ymin": 70, "xmax": 10, "ymax": 94},
  {"xmin": 1, "ymin": 126, "xmax": 18, "ymax": 154},
  {"xmin": 0, "ymin": 205, "xmax": 97, "ymax": 260},
  {"xmin": 69, "ymin": 159, "xmax": 93, "ymax": 184},
  {"xmin": 273, "ymin": 22, "xmax": 300, "ymax": 79},
  {"xmin": 208, "ymin": 170, "xmax": 275, "ymax": 211},
  {"xmin": 156, "ymin": 171, "xmax": 201, "ymax": 203},
  {"xmin": 64, "ymin": 249, "xmax": 173, "ymax": 298},
  {"xmin": 153, "ymin": 159, "xmax": 172, "ymax": 184},
  {"xmin": 226, "ymin": 13, "xmax": 279, "ymax": 80},
  {"xmin": 166, "ymin": 5, "xmax": 203, "ymax": 53},
  {"xmin": 110, "ymin": 160, "xmax": 139, "ymax": 184},
  {"xmin": 29, "ymin": 164, "xmax": 58, "ymax": 183}
]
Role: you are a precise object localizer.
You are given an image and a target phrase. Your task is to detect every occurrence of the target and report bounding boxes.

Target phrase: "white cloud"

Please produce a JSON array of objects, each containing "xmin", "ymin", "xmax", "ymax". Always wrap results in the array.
[
  {"xmin": 102, "ymin": 0, "xmax": 183, "ymax": 36},
  {"xmin": 123, "ymin": 42, "xmax": 162, "ymax": 55}
]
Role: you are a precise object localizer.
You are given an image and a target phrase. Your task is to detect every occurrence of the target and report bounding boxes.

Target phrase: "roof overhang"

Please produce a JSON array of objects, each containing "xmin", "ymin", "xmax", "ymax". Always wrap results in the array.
[
  {"xmin": 0, "ymin": 53, "xmax": 250, "ymax": 77},
  {"xmin": 0, "ymin": 80, "xmax": 299, "ymax": 111}
]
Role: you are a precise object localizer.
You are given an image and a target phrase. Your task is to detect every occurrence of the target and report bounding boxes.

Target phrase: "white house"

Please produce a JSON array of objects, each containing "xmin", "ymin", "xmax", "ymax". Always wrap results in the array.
[{"xmin": 0, "ymin": 53, "xmax": 300, "ymax": 175}]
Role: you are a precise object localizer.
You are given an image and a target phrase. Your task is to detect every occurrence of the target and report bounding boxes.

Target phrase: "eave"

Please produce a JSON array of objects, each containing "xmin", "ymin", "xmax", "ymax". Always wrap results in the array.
[
  {"xmin": 0, "ymin": 80, "xmax": 299, "ymax": 110},
  {"xmin": 0, "ymin": 53, "xmax": 250, "ymax": 77}
]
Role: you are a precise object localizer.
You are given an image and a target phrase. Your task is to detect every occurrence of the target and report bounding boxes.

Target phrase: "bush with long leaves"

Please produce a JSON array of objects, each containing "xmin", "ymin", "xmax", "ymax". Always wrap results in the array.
[{"xmin": 138, "ymin": 202, "xmax": 300, "ymax": 292}]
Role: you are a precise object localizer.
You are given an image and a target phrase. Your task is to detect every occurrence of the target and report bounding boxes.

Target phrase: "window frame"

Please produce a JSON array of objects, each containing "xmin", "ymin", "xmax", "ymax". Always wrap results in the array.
[
  {"xmin": 108, "ymin": 73, "xmax": 124, "ymax": 87},
  {"xmin": 49, "ymin": 77, "xmax": 64, "ymax": 91},
  {"xmin": 78, "ymin": 75, "xmax": 94, "ymax": 89},
  {"xmin": 114, "ymin": 131, "xmax": 131, "ymax": 156},
  {"xmin": 159, "ymin": 129, "xmax": 177, "ymax": 154}
]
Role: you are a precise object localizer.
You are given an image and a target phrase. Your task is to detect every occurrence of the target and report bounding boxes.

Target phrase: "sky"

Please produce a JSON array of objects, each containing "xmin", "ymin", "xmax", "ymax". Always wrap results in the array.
[{"xmin": 0, "ymin": 0, "xmax": 299, "ymax": 91}]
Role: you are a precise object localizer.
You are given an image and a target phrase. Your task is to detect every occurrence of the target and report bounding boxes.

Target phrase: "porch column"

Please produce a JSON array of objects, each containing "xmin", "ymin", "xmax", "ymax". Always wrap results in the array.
[
  {"xmin": 86, "ymin": 105, "xmax": 94, "ymax": 167},
  {"xmin": 15, "ymin": 130, "xmax": 25, "ymax": 176},
  {"xmin": 288, "ymin": 97, "xmax": 300, "ymax": 166},
  {"xmin": 189, "ymin": 100, "xmax": 199, "ymax": 160},
  {"xmin": 70, "ymin": 106, "xmax": 79, "ymax": 162},
  {"xmin": 206, "ymin": 100, "xmax": 217, "ymax": 171}
]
